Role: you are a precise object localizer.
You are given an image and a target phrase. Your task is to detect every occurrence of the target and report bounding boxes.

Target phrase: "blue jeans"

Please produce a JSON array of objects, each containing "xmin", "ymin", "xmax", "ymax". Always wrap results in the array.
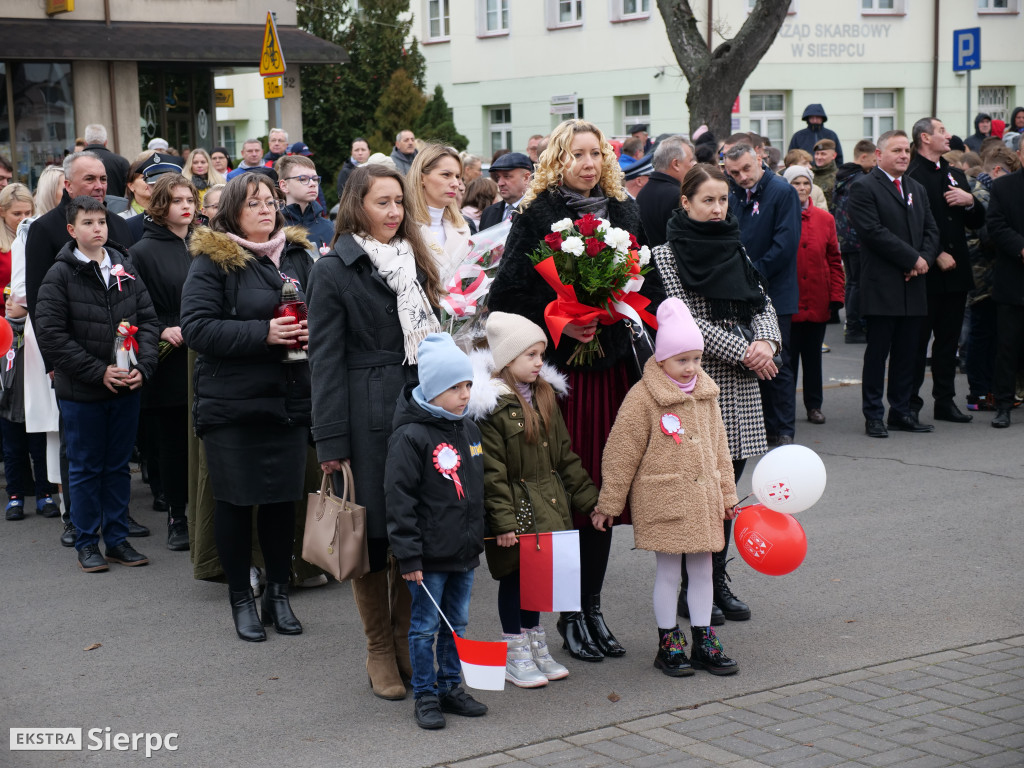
[
  {"xmin": 407, "ymin": 570, "xmax": 475, "ymax": 699},
  {"xmin": 59, "ymin": 393, "xmax": 140, "ymax": 551},
  {"xmin": 0, "ymin": 418, "xmax": 51, "ymax": 500}
]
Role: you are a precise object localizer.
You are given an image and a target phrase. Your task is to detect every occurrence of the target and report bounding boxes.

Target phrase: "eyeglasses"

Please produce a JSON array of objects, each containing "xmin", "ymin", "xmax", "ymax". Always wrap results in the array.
[
  {"xmin": 283, "ymin": 174, "xmax": 322, "ymax": 186},
  {"xmin": 246, "ymin": 199, "xmax": 284, "ymax": 212}
]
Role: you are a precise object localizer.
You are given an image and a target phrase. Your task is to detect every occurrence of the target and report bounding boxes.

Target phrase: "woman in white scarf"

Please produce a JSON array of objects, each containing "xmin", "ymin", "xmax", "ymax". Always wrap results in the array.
[
  {"xmin": 406, "ymin": 143, "xmax": 472, "ymax": 286},
  {"xmin": 306, "ymin": 164, "xmax": 444, "ymax": 702}
]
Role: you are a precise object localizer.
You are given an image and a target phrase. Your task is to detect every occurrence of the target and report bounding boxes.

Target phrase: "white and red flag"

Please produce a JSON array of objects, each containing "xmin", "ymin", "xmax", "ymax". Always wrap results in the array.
[
  {"xmin": 419, "ymin": 583, "xmax": 507, "ymax": 691},
  {"xmin": 519, "ymin": 530, "xmax": 581, "ymax": 612}
]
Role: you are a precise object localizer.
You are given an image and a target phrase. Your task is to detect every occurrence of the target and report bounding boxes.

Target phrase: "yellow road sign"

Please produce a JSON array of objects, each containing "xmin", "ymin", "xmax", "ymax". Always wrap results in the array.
[
  {"xmin": 263, "ymin": 76, "xmax": 283, "ymax": 100},
  {"xmin": 259, "ymin": 12, "xmax": 286, "ymax": 77},
  {"xmin": 214, "ymin": 89, "xmax": 234, "ymax": 108}
]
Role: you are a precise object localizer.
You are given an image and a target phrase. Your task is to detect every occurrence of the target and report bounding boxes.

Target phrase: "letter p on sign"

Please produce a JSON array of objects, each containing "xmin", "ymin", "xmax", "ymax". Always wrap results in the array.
[{"xmin": 953, "ymin": 27, "xmax": 980, "ymax": 72}]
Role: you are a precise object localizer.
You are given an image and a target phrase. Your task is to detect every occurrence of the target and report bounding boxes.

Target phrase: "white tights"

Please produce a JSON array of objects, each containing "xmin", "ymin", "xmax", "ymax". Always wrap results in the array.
[{"xmin": 653, "ymin": 551, "xmax": 713, "ymax": 629}]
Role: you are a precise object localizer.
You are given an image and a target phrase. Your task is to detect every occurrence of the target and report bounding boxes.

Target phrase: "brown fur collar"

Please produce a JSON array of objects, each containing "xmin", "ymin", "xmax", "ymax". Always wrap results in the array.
[
  {"xmin": 188, "ymin": 226, "xmax": 314, "ymax": 272},
  {"xmin": 641, "ymin": 356, "xmax": 719, "ymax": 408}
]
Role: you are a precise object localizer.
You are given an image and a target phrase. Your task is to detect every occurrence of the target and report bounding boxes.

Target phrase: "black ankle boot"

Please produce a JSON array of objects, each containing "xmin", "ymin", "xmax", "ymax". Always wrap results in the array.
[
  {"xmin": 654, "ymin": 627, "xmax": 694, "ymax": 677},
  {"xmin": 229, "ymin": 588, "xmax": 266, "ymax": 642},
  {"xmin": 582, "ymin": 594, "xmax": 625, "ymax": 657},
  {"xmin": 556, "ymin": 611, "xmax": 603, "ymax": 662},
  {"xmin": 261, "ymin": 582, "xmax": 303, "ymax": 635},
  {"xmin": 689, "ymin": 626, "xmax": 738, "ymax": 675},
  {"xmin": 677, "ymin": 567, "xmax": 725, "ymax": 625},
  {"xmin": 712, "ymin": 553, "xmax": 751, "ymax": 621}
]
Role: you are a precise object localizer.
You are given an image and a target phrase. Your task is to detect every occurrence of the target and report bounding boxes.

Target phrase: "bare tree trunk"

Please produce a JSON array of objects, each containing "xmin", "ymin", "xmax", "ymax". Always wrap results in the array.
[{"xmin": 657, "ymin": 0, "xmax": 792, "ymax": 141}]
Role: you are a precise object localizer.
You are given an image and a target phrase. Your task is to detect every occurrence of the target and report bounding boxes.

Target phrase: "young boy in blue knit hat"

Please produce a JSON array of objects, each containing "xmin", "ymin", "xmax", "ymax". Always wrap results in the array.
[{"xmin": 385, "ymin": 332, "xmax": 487, "ymax": 730}]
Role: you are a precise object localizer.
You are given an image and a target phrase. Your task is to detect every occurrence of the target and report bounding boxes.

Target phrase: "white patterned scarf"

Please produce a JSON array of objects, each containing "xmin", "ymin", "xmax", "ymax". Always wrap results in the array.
[{"xmin": 353, "ymin": 234, "xmax": 440, "ymax": 364}]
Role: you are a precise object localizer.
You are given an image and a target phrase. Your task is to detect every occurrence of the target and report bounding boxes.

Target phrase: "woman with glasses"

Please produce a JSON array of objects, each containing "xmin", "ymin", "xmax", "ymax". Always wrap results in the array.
[{"xmin": 180, "ymin": 172, "xmax": 316, "ymax": 643}]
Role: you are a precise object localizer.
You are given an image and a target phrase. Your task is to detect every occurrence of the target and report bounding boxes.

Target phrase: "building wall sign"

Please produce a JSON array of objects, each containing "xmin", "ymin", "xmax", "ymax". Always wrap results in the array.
[
  {"xmin": 46, "ymin": 0, "xmax": 75, "ymax": 15},
  {"xmin": 214, "ymin": 89, "xmax": 235, "ymax": 108}
]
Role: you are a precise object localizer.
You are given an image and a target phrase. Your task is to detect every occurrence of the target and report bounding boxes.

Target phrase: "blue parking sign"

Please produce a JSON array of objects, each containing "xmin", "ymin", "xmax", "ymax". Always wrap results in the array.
[{"xmin": 953, "ymin": 28, "xmax": 980, "ymax": 72}]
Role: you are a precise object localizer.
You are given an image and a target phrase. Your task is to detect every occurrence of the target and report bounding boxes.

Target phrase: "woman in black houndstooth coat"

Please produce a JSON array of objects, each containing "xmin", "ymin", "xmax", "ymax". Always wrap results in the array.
[{"xmin": 651, "ymin": 163, "xmax": 781, "ymax": 625}]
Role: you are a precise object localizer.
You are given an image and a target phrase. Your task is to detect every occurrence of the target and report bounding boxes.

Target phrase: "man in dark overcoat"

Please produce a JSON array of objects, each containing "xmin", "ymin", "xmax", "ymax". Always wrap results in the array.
[
  {"xmin": 636, "ymin": 136, "xmax": 695, "ymax": 247},
  {"xmin": 848, "ymin": 130, "xmax": 939, "ymax": 438},
  {"xmin": 906, "ymin": 117, "xmax": 986, "ymax": 423}
]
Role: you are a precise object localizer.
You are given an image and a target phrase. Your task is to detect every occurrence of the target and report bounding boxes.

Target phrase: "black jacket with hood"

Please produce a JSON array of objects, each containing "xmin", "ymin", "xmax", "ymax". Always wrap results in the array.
[
  {"xmin": 385, "ymin": 382, "xmax": 485, "ymax": 576},
  {"xmin": 180, "ymin": 226, "xmax": 314, "ymax": 436},
  {"xmin": 964, "ymin": 113, "xmax": 992, "ymax": 153},
  {"xmin": 788, "ymin": 104, "xmax": 845, "ymax": 166},
  {"xmin": 34, "ymin": 239, "xmax": 159, "ymax": 403}
]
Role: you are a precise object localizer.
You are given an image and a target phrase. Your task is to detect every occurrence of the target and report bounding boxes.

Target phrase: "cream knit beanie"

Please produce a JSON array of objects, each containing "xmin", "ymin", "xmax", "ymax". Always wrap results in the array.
[{"xmin": 486, "ymin": 312, "xmax": 548, "ymax": 371}]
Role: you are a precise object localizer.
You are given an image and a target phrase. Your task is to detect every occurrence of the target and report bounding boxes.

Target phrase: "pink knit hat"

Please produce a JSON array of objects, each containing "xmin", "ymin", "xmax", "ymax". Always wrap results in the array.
[{"xmin": 654, "ymin": 298, "xmax": 704, "ymax": 361}]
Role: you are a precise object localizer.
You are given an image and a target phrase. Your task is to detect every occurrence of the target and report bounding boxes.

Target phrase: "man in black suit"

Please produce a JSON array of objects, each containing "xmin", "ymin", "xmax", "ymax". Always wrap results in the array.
[
  {"xmin": 82, "ymin": 124, "xmax": 130, "ymax": 199},
  {"xmin": 987, "ymin": 141, "xmax": 1024, "ymax": 428},
  {"xmin": 849, "ymin": 130, "xmax": 939, "ymax": 437},
  {"xmin": 479, "ymin": 152, "xmax": 532, "ymax": 230},
  {"xmin": 906, "ymin": 117, "xmax": 986, "ymax": 424},
  {"xmin": 636, "ymin": 135, "xmax": 695, "ymax": 246}
]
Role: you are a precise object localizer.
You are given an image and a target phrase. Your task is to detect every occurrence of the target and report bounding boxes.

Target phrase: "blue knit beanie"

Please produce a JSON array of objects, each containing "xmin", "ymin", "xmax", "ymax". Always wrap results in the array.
[{"xmin": 414, "ymin": 333, "xmax": 474, "ymax": 403}]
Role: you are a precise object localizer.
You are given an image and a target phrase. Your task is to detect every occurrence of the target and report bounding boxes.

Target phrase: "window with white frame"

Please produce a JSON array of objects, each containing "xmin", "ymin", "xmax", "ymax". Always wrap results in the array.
[
  {"xmin": 426, "ymin": 0, "xmax": 450, "ymax": 41},
  {"xmin": 863, "ymin": 90, "xmax": 897, "ymax": 142},
  {"xmin": 978, "ymin": 86, "xmax": 1010, "ymax": 122},
  {"xmin": 217, "ymin": 125, "xmax": 236, "ymax": 161},
  {"xmin": 611, "ymin": 0, "xmax": 651, "ymax": 21},
  {"xmin": 622, "ymin": 96, "xmax": 650, "ymax": 136},
  {"xmin": 488, "ymin": 106, "xmax": 513, "ymax": 157},
  {"xmin": 548, "ymin": 0, "xmax": 583, "ymax": 28},
  {"xmin": 746, "ymin": 0, "xmax": 797, "ymax": 13},
  {"xmin": 478, "ymin": 0, "xmax": 509, "ymax": 36},
  {"xmin": 861, "ymin": 0, "xmax": 906, "ymax": 13},
  {"xmin": 749, "ymin": 92, "xmax": 785, "ymax": 147},
  {"xmin": 977, "ymin": 0, "xmax": 1019, "ymax": 12}
]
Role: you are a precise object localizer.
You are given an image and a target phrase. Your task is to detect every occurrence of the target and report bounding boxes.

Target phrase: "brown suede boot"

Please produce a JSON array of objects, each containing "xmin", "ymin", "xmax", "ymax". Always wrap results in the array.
[
  {"xmin": 351, "ymin": 569, "xmax": 407, "ymax": 700},
  {"xmin": 388, "ymin": 555, "xmax": 413, "ymax": 681}
]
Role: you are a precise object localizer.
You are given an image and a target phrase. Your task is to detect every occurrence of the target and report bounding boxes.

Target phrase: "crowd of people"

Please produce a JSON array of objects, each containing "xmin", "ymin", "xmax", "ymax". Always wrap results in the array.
[{"xmin": 1, "ymin": 104, "xmax": 1023, "ymax": 729}]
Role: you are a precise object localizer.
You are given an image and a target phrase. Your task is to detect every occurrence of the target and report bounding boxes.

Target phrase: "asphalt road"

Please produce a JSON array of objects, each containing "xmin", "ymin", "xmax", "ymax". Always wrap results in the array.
[{"xmin": 4, "ymin": 321, "xmax": 1023, "ymax": 767}]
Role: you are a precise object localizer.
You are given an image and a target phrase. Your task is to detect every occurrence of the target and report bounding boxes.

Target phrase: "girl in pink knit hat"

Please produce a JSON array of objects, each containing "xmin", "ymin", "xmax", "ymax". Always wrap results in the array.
[{"xmin": 593, "ymin": 297, "xmax": 740, "ymax": 678}]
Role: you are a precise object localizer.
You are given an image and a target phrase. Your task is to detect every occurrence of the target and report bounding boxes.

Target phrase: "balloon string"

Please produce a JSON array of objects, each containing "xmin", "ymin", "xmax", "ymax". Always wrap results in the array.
[{"xmin": 736, "ymin": 493, "xmax": 752, "ymax": 507}]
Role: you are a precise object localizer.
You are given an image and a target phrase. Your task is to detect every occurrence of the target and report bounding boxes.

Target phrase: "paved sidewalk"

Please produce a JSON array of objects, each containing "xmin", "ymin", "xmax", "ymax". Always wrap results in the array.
[{"xmin": 440, "ymin": 637, "xmax": 1024, "ymax": 768}]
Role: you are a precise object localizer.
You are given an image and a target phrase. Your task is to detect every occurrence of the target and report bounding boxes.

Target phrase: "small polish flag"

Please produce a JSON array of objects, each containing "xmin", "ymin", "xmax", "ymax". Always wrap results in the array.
[
  {"xmin": 519, "ymin": 530, "xmax": 581, "ymax": 612},
  {"xmin": 453, "ymin": 633, "xmax": 507, "ymax": 691}
]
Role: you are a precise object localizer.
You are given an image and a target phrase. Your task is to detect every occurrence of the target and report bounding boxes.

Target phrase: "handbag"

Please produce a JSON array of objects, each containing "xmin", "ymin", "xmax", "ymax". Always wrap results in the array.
[
  {"xmin": 727, "ymin": 323, "xmax": 783, "ymax": 378},
  {"xmin": 302, "ymin": 465, "xmax": 370, "ymax": 582}
]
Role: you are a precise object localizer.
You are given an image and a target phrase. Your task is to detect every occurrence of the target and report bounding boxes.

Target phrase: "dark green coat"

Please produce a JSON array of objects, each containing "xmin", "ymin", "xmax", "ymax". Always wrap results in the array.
[{"xmin": 468, "ymin": 355, "xmax": 599, "ymax": 579}]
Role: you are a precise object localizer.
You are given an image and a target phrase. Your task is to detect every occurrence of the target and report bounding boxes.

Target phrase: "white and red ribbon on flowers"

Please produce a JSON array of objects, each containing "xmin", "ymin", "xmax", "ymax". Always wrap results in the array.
[
  {"xmin": 433, "ymin": 443, "xmax": 465, "ymax": 499},
  {"xmin": 116, "ymin": 320, "xmax": 139, "ymax": 367},
  {"xmin": 660, "ymin": 413, "xmax": 683, "ymax": 444},
  {"xmin": 109, "ymin": 264, "xmax": 136, "ymax": 292},
  {"xmin": 440, "ymin": 263, "xmax": 492, "ymax": 319}
]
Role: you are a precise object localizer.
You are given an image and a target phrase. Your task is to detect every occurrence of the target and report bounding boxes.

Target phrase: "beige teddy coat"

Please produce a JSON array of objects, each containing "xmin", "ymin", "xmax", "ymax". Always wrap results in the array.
[{"xmin": 598, "ymin": 357, "xmax": 739, "ymax": 554}]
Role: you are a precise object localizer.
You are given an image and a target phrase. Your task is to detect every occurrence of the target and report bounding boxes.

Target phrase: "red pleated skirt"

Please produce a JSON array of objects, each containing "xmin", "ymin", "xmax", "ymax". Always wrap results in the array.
[{"xmin": 558, "ymin": 362, "xmax": 633, "ymax": 527}]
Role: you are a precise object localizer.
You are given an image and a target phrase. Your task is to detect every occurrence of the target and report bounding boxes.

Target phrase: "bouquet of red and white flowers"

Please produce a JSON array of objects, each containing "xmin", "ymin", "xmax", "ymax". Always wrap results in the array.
[
  {"xmin": 528, "ymin": 213, "xmax": 656, "ymax": 365},
  {"xmin": 439, "ymin": 219, "xmax": 512, "ymax": 350}
]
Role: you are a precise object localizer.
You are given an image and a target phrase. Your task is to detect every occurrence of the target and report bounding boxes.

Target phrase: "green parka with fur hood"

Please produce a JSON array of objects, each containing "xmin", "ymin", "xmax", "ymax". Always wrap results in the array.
[{"xmin": 466, "ymin": 349, "xmax": 599, "ymax": 580}]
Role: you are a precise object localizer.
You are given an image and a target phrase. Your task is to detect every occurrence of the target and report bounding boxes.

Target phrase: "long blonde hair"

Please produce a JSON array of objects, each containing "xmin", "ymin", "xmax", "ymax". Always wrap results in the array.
[
  {"xmin": 406, "ymin": 143, "xmax": 467, "ymax": 230},
  {"xmin": 0, "ymin": 183, "xmax": 34, "ymax": 252},
  {"xmin": 34, "ymin": 166, "xmax": 65, "ymax": 216},
  {"xmin": 521, "ymin": 119, "xmax": 625, "ymax": 210},
  {"xmin": 183, "ymin": 147, "xmax": 226, "ymax": 187}
]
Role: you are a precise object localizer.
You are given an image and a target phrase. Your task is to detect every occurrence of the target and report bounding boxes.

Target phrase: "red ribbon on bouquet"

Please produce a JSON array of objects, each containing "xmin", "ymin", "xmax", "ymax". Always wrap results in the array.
[
  {"xmin": 534, "ymin": 257, "xmax": 610, "ymax": 349},
  {"xmin": 118, "ymin": 323, "xmax": 139, "ymax": 355},
  {"xmin": 610, "ymin": 287, "xmax": 657, "ymax": 328}
]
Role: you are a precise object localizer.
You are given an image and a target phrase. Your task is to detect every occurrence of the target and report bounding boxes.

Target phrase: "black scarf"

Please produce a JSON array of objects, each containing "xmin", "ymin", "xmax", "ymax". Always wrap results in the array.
[
  {"xmin": 558, "ymin": 185, "xmax": 608, "ymax": 219},
  {"xmin": 193, "ymin": 175, "xmax": 209, "ymax": 192},
  {"xmin": 664, "ymin": 209, "xmax": 767, "ymax": 322}
]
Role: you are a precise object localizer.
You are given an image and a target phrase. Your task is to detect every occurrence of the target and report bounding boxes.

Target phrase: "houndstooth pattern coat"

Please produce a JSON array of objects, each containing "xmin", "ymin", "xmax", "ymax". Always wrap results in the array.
[{"xmin": 652, "ymin": 244, "xmax": 782, "ymax": 461}]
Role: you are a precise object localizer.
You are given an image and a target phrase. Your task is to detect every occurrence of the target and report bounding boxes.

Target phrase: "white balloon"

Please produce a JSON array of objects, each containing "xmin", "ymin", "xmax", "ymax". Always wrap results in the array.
[{"xmin": 751, "ymin": 445, "xmax": 826, "ymax": 513}]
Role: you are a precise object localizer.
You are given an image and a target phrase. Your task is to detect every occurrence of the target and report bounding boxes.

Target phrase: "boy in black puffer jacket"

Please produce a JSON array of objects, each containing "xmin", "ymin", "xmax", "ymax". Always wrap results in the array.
[
  {"xmin": 385, "ymin": 333, "xmax": 487, "ymax": 731},
  {"xmin": 34, "ymin": 196, "xmax": 159, "ymax": 573}
]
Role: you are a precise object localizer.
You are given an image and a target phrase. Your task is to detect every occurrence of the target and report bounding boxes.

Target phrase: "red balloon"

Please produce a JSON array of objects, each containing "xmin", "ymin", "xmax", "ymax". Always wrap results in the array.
[
  {"xmin": 0, "ymin": 320, "xmax": 12, "ymax": 357},
  {"xmin": 733, "ymin": 504, "xmax": 807, "ymax": 576}
]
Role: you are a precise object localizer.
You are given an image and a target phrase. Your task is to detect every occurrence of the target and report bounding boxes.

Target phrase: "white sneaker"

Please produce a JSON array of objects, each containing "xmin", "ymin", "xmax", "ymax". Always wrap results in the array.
[
  {"xmin": 527, "ymin": 626, "xmax": 569, "ymax": 681},
  {"xmin": 249, "ymin": 566, "xmax": 264, "ymax": 598},
  {"xmin": 295, "ymin": 573, "xmax": 328, "ymax": 588},
  {"xmin": 504, "ymin": 633, "xmax": 548, "ymax": 688}
]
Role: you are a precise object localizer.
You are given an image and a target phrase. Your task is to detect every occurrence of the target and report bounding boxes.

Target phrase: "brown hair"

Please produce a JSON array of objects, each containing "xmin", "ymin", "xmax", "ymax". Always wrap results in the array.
[
  {"xmin": 274, "ymin": 154, "xmax": 315, "ymax": 180},
  {"xmin": 333, "ymin": 164, "xmax": 443, "ymax": 307},
  {"xmin": 463, "ymin": 177, "xmax": 498, "ymax": 213},
  {"xmin": 124, "ymin": 150, "xmax": 156, "ymax": 200},
  {"xmin": 784, "ymin": 148, "xmax": 813, "ymax": 168},
  {"xmin": 983, "ymin": 146, "xmax": 1020, "ymax": 173},
  {"xmin": 147, "ymin": 174, "xmax": 198, "ymax": 229},
  {"xmin": 211, "ymin": 173, "xmax": 285, "ymax": 238},
  {"xmin": 853, "ymin": 139, "xmax": 877, "ymax": 157},
  {"xmin": 680, "ymin": 163, "xmax": 730, "ymax": 200},
  {"xmin": 498, "ymin": 367, "xmax": 556, "ymax": 446}
]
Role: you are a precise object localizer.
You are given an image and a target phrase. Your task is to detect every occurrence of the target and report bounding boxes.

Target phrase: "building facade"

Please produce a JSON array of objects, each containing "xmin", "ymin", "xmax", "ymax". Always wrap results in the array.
[
  {"xmin": 0, "ymin": 0, "xmax": 345, "ymax": 189},
  {"xmin": 414, "ymin": 0, "xmax": 1023, "ymax": 157}
]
